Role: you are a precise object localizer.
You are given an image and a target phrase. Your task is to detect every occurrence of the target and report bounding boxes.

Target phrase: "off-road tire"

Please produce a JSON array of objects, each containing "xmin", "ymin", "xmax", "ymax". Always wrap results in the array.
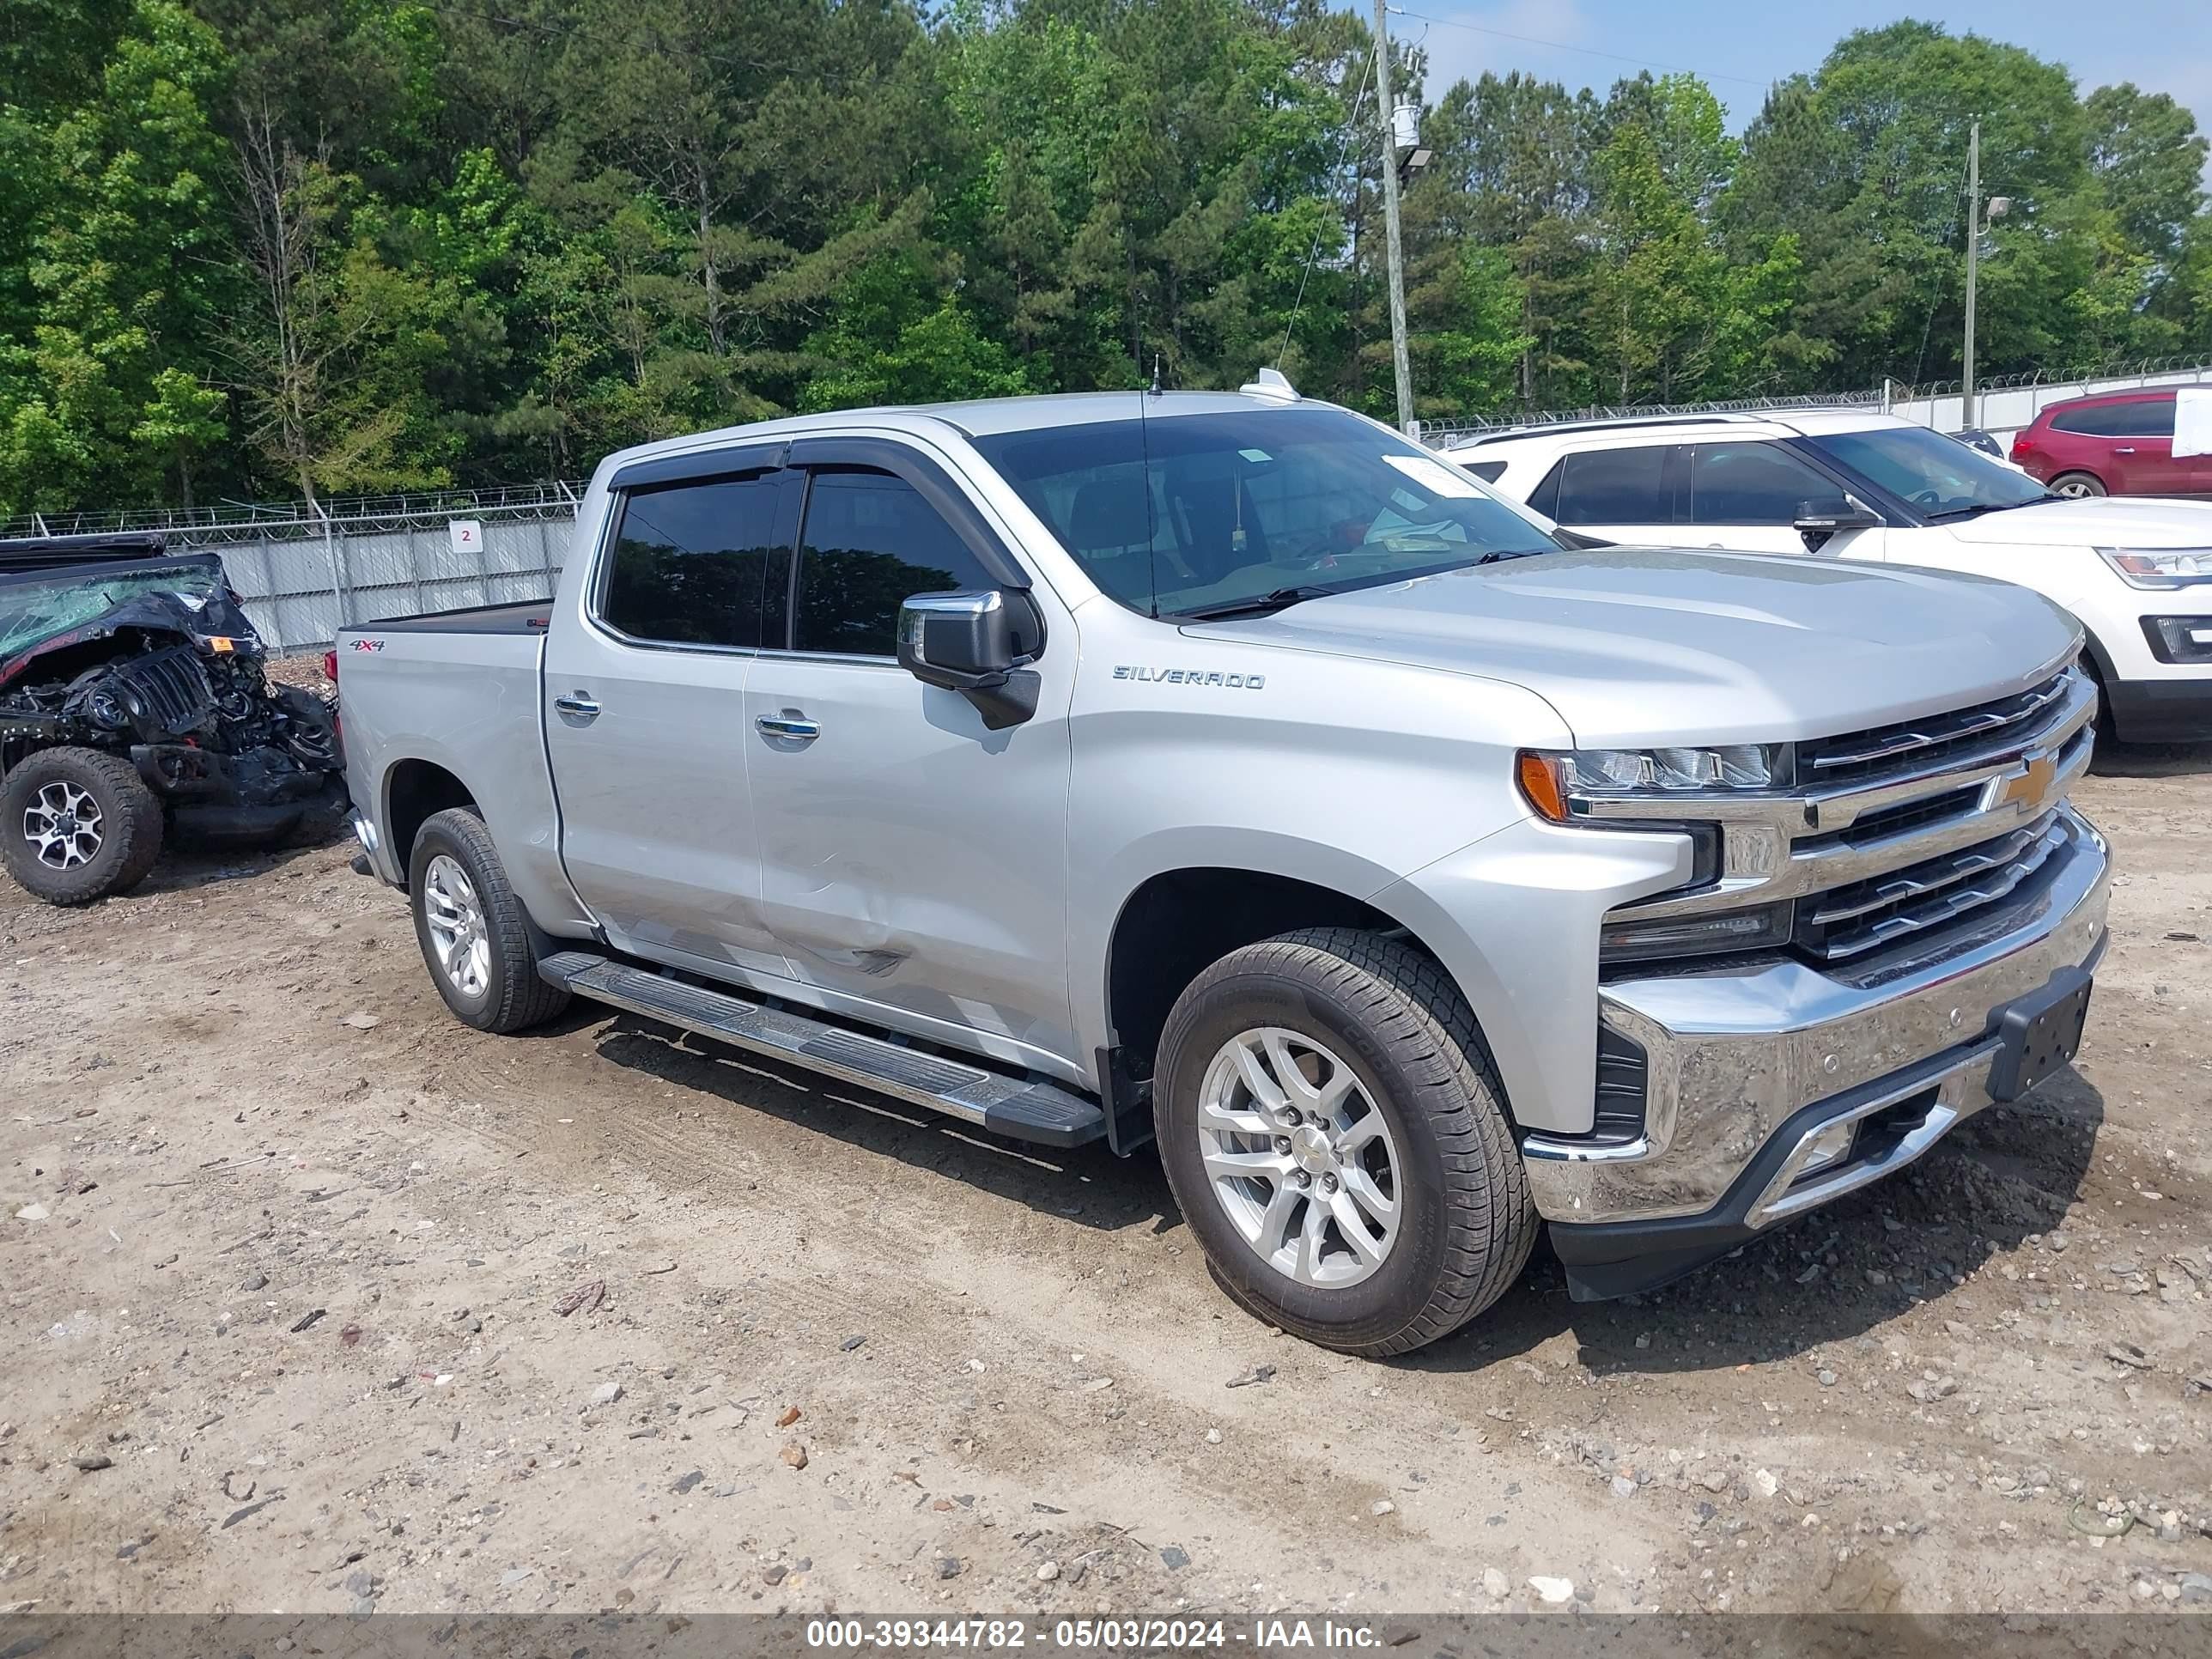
[
  {"xmin": 0, "ymin": 746, "xmax": 164, "ymax": 905},
  {"xmin": 408, "ymin": 806, "xmax": 569, "ymax": 1033},
  {"xmin": 2051, "ymin": 471, "xmax": 2107, "ymax": 498},
  {"xmin": 1153, "ymin": 927, "xmax": 1535, "ymax": 1356}
]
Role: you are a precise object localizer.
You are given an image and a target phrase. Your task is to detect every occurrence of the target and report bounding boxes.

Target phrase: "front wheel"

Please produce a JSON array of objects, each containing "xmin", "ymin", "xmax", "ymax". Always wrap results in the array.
[
  {"xmin": 0, "ymin": 747, "xmax": 164, "ymax": 905},
  {"xmin": 1153, "ymin": 927, "xmax": 1535, "ymax": 1356},
  {"xmin": 2051, "ymin": 471, "xmax": 2107, "ymax": 499},
  {"xmin": 408, "ymin": 806, "xmax": 570, "ymax": 1033}
]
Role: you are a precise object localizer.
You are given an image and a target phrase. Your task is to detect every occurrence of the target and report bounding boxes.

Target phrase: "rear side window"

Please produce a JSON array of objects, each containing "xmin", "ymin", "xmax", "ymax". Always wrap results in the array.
[
  {"xmin": 1554, "ymin": 447, "xmax": 1672, "ymax": 524},
  {"xmin": 1689, "ymin": 442, "xmax": 1832, "ymax": 525},
  {"xmin": 602, "ymin": 471, "xmax": 787, "ymax": 648},
  {"xmin": 2049, "ymin": 399, "xmax": 2176, "ymax": 438},
  {"xmin": 793, "ymin": 469, "xmax": 996, "ymax": 657}
]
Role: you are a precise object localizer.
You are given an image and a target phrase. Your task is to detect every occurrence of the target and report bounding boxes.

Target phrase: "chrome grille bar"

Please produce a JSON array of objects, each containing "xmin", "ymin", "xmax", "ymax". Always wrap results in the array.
[
  {"xmin": 1804, "ymin": 817, "xmax": 2070, "ymax": 962},
  {"xmin": 1804, "ymin": 814, "xmax": 2055, "ymax": 926},
  {"xmin": 1802, "ymin": 670, "xmax": 2073, "ymax": 778}
]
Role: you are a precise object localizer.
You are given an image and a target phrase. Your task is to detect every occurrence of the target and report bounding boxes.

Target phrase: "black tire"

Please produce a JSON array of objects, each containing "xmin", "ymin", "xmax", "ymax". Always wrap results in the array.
[
  {"xmin": 2051, "ymin": 471, "xmax": 2107, "ymax": 499},
  {"xmin": 0, "ymin": 746, "xmax": 164, "ymax": 905},
  {"xmin": 1153, "ymin": 927, "xmax": 1535, "ymax": 1357},
  {"xmin": 407, "ymin": 805, "xmax": 569, "ymax": 1033},
  {"xmin": 2077, "ymin": 652, "xmax": 2121, "ymax": 749}
]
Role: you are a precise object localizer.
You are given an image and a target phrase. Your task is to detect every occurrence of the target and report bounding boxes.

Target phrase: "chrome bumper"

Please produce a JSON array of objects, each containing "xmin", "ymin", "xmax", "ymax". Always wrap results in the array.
[{"xmin": 1524, "ymin": 804, "xmax": 2109, "ymax": 1226}]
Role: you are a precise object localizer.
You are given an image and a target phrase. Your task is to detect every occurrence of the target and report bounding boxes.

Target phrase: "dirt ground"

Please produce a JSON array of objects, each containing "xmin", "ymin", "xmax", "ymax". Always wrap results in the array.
[{"xmin": 2, "ymin": 743, "xmax": 2209, "ymax": 1623}]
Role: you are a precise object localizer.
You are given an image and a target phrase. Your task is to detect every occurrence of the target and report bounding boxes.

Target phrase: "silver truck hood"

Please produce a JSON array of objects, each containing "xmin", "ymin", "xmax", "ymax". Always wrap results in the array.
[{"xmin": 1193, "ymin": 547, "xmax": 2079, "ymax": 748}]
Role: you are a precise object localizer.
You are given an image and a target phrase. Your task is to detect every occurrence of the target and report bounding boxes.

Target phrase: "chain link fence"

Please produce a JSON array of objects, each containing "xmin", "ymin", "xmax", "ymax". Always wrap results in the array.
[{"xmin": 1, "ymin": 484, "xmax": 585, "ymax": 653}]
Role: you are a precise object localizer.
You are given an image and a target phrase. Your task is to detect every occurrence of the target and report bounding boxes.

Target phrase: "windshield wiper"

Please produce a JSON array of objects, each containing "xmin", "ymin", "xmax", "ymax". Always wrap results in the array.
[
  {"xmin": 1927, "ymin": 500, "xmax": 2038, "ymax": 522},
  {"xmin": 1474, "ymin": 547, "xmax": 1559, "ymax": 563},
  {"xmin": 1173, "ymin": 585, "xmax": 1340, "ymax": 621}
]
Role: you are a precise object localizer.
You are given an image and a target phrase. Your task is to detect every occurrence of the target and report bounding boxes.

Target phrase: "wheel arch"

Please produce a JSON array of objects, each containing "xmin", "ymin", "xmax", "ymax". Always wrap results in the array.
[
  {"xmin": 381, "ymin": 756, "xmax": 477, "ymax": 886},
  {"xmin": 1099, "ymin": 865, "xmax": 1479, "ymax": 1094}
]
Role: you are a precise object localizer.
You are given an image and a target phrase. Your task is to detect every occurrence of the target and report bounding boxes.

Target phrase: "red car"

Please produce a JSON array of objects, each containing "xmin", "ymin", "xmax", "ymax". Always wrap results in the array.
[{"xmin": 2010, "ymin": 388, "xmax": 2212, "ymax": 498}]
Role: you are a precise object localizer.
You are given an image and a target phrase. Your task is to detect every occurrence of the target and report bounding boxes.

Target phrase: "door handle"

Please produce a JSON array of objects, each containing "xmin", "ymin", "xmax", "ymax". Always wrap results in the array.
[
  {"xmin": 756, "ymin": 710, "xmax": 821, "ymax": 742},
  {"xmin": 553, "ymin": 691, "xmax": 600, "ymax": 720},
  {"xmin": 2114, "ymin": 447, "xmax": 2136, "ymax": 454}
]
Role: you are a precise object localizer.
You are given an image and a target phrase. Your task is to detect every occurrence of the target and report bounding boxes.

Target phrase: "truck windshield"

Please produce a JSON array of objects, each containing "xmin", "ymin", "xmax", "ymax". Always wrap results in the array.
[
  {"xmin": 969, "ymin": 406, "xmax": 1563, "ymax": 618},
  {"xmin": 1803, "ymin": 425, "xmax": 2050, "ymax": 520}
]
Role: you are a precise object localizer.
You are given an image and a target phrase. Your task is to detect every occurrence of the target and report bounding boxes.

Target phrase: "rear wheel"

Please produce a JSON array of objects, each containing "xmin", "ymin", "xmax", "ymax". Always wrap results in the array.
[
  {"xmin": 1153, "ymin": 927, "xmax": 1535, "ymax": 1356},
  {"xmin": 2051, "ymin": 471, "xmax": 2106, "ymax": 499},
  {"xmin": 0, "ymin": 747, "xmax": 163, "ymax": 905},
  {"xmin": 408, "ymin": 806, "xmax": 569, "ymax": 1033}
]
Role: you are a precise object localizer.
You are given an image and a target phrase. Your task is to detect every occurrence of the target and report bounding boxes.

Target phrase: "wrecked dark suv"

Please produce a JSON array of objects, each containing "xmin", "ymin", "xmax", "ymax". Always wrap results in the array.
[{"xmin": 0, "ymin": 532, "xmax": 344, "ymax": 905}]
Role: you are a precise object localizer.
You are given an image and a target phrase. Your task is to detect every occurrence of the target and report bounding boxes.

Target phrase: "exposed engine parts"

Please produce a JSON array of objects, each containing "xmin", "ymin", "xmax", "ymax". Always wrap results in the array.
[{"xmin": 0, "ymin": 533, "xmax": 348, "ymax": 905}]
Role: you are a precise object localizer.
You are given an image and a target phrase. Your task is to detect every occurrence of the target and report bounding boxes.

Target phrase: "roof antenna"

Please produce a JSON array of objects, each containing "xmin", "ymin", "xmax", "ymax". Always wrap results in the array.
[{"xmin": 1137, "ymin": 356, "xmax": 1160, "ymax": 618}]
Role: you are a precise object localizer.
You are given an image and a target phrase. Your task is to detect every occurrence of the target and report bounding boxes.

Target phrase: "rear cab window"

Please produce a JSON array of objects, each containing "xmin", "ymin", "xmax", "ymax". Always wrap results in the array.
[{"xmin": 599, "ymin": 469, "xmax": 791, "ymax": 649}]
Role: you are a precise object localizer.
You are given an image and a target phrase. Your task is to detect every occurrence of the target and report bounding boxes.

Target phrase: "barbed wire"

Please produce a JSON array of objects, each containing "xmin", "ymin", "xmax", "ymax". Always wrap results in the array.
[{"xmin": 0, "ymin": 480, "xmax": 585, "ymax": 546}]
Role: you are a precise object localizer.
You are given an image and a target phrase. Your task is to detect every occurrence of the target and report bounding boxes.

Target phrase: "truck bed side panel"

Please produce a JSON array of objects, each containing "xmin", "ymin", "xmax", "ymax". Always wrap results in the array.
[
  {"xmin": 360, "ymin": 599, "xmax": 551, "ymax": 636},
  {"xmin": 337, "ymin": 626, "xmax": 594, "ymax": 934}
]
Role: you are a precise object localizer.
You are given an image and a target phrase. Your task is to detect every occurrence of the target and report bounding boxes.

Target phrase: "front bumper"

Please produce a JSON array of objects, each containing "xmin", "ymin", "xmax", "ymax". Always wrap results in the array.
[
  {"xmin": 1530, "ymin": 805, "xmax": 2109, "ymax": 1298},
  {"xmin": 2102, "ymin": 673, "xmax": 2212, "ymax": 744}
]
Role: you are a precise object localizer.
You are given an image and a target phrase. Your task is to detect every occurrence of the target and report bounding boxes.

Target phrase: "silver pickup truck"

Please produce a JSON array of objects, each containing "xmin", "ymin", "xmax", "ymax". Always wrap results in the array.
[{"xmin": 336, "ymin": 376, "xmax": 2108, "ymax": 1355}]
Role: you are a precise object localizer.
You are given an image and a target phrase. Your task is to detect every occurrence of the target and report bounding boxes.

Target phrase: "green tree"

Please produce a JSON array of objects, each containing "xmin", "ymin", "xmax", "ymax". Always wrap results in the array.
[
  {"xmin": 2084, "ymin": 83, "xmax": 2208, "ymax": 264},
  {"xmin": 0, "ymin": 0, "xmax": 232, "ymax": 514}
]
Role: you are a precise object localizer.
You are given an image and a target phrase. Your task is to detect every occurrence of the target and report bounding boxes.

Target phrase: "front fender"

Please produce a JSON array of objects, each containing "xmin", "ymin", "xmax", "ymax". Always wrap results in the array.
[{"xmin": 1373, "ymin": 817, "xmax": 1691, "ymax": 1134}]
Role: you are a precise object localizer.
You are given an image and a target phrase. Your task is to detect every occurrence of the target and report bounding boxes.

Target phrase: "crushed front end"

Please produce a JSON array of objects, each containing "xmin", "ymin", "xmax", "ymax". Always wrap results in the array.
[{"xmin": 0, "ymin": 538, "xmax": 345, "ymax": 842}]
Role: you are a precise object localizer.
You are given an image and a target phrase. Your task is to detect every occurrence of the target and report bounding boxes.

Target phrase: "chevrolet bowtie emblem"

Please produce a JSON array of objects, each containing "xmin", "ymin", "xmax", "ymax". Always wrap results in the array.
[{"xmin": 1984, "ymin": 750, "xmax": 2057, "ymax": 814}]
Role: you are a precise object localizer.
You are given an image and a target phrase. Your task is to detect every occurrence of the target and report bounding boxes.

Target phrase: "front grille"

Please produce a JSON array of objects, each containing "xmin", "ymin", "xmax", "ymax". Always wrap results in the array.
[
  {"xmin": 1796, "ymin": 811, "xmax": 2069, "ymax": 962},
  {"xmin": 112, "ymin": 645, "xmax": 215, "ymax": 738},
  {"xmin": 1800, "ymin": 668, "xmax": 2073, "ymax": 787},
  {"xmin": 1834, "ymin": 784, "xmax": 1981, "ymax": 848}
]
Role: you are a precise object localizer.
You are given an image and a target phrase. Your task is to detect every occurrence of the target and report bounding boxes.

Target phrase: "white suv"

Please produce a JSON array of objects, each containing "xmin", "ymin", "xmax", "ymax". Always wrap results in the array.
[{"xmin": 1449, "ymin": 410, "xmax": 2212, "ymax": 743}]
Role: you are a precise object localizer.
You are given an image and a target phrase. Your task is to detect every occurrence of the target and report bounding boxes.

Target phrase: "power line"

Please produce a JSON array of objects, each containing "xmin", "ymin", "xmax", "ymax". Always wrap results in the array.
[
  {"xmin": 1277, "ymin": 49, "xmax": 1379, "ymax": 370},
  {"xmin": 1387, "ymin": 7, "xmax": 1773, "ymax": 90}
]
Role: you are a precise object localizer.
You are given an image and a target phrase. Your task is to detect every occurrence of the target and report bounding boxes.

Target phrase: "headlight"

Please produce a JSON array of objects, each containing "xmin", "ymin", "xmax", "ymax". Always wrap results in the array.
[
  {"xmin": 1516, "ymin": 744, "xmax": 1787, "ymax": 821},
  {"xmin": 2099, "ymin": 546, "xmax": 2212, "ymax": 588}
]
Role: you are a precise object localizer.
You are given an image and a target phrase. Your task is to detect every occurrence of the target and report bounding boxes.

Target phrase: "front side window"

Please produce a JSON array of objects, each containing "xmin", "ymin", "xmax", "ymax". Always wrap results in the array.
[
  {"xmin": 1689, "ymin": 442, "xmax": 1832, "ymax": 525},
  {"xmin": 602, "ymin": 471, "xmax": 786, "ymax": 647},
  {"xmin": 969, "ymin": 406, "xmax": 1562, "ymax": 617},
  {"xmin": 1803, "ymin": 425, "xmax": 2048, "ymax": 519},
  {"xmin": 1553, "ymin": 446, "xmax": 1674, "ymax": 524},
  {"xmin": 793, "ymin": 469, "xmax": 996, "ymax": 656}
]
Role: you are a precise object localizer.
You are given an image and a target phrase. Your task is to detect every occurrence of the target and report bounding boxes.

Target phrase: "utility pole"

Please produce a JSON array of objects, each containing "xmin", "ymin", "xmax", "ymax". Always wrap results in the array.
[
  {"xmin": 1963, "ymin": 118, "xmax": 1980, "ymax": 429},
  {"xmin": 1960, "ymin": 119, "xmax": 2011, "ymax": 430},
  {"xmin": 1371, "ymin": 0, "xmax": 1415, "ymax": 436}
]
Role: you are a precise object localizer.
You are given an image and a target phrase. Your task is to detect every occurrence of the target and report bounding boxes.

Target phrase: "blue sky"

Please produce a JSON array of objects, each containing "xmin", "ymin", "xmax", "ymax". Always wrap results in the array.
[{"xmin": 1398, "ymin": 0, "xmax": 2212, "ymax": 155}]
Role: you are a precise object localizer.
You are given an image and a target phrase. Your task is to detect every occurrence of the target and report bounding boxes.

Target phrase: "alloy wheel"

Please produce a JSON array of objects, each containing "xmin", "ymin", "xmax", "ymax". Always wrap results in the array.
[
  {"xmin": 1195, "ymin": 1026, "xmax": 1402, "ymax": 1288},
  {"xmin": 24, "ymin": 781, "xmax": 103, "ymax": 871},
  {"xmin": 422, "ymin": 854, "xmax": 492, "ymax": 999}
]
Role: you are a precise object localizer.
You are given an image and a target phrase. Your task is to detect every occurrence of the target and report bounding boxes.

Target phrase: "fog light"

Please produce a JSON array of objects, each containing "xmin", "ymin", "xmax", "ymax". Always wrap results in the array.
[{"xmin": 1795, "ymin": 1121, "xmax": 1856, "ymax": 1181}]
